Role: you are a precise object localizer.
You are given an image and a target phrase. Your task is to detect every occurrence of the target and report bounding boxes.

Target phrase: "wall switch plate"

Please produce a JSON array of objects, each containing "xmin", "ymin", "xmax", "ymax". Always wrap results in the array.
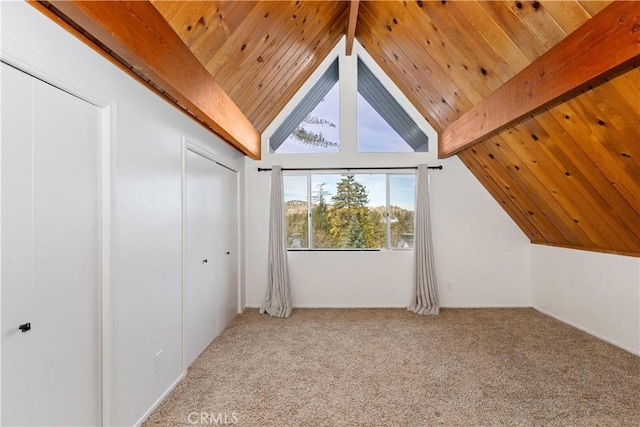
[{"xmin": 154, "ymin": 350, "xmax": 163, "ymax": 373}]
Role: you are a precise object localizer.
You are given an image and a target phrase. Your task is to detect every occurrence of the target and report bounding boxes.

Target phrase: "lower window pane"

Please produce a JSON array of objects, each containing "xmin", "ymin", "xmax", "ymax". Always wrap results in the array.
[
  {"xmin": 285, "ymin": 173, "xmax": 416, "ymax": 250},
  {"xmin": 389, "ymin": 175, "xmax": 416, "ymax": 248},
  {"xmin": 284, "ymin": 175, "xmax": 308, "ymax": 248},
  {"xmin": 311, "ymin": 174, "xmax": 386, "ymax": 249},
  {"xmin": 311, "ymin": 175, "xmax": 338, "ymax": 248}
]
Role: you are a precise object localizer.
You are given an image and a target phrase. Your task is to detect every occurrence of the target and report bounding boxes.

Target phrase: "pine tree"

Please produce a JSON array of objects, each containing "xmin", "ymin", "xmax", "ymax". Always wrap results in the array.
[
  {"xmin": 328, "ymin": 175, "xmax": 370, "ymax": 247},
  {"xmin": 346, "ymin": 215, "xmax": 365, "ymax": 248},
  {"xmin": 311, "ymin": 183, "xmax": 332, "ymax": 248},
  {"xmin": 364, "ymin": 207, "xmax": 386, "ymax": 248}
]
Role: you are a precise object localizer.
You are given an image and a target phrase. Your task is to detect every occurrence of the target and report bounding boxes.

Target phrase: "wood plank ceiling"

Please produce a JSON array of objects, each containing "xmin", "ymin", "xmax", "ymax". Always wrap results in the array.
[
  {"xmin": 356, "ymin": 0, "xmax": 639, "ymax": 256},
  {"xmin": 34, "ymin": 1, "xmax": 639, "ymax": 256},
  {"xmin": 151, "ymin": 0, "xmax": 349, "ymax": 133}
]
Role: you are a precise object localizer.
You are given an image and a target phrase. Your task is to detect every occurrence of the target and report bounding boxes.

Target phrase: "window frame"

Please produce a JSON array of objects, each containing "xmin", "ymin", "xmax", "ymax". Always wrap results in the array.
[
  {"xmin": 283, "ymin": 170, "xmax": 416, "ymax": 252},
  {"xmin": 264, "ymin": 39, "xmax": 438, "ymax": 157},
  {"xmin": 270, "ymin": 59, "xmax": 340, "ymax": 154}
]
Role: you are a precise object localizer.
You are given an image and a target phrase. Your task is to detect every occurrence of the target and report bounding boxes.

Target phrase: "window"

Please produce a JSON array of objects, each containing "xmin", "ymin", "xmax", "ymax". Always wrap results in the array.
[
  {"xmin": 358, "ymin": 93, "xmax": 412, "ymax": 153},
  {"xmin": 269, "ymin": 52, "xmax": 433, "ymax": 154},
  {"xmin": 357, "ymin": 58, "xmax": 429, "ymax": 153},
  {"xmin": 270, "ymin": 60, "xmax": 339, "ymax": 154},
  {"xmin": 283, "ymin": 175, "xmax": 308, "ymax": 248},
  {"xmin": 284, "ymin": 173, "xmax": 416, "ymax": 250},
  {"xmin": 389, "ymin": 175, "xmax": 416, "ymax": 248}
]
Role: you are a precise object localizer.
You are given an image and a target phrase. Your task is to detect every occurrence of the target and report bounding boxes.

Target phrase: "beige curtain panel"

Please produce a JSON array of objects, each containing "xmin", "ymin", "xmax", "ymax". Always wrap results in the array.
[
  {"xmin": 260, "ymin": 165, "xmax": 293, "ymax": 318},
  {"xmin": 408, "ymin": 164, "xmax": 440, "ymax": 315}
]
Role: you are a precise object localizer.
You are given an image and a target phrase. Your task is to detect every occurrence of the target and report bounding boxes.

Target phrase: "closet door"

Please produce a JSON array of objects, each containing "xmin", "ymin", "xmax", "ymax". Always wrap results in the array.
[
  {"xmin": 185, "ymin": 150, "xmax": 219, "ymax": 367},
  {"xmin": 217, "ymin": 166, "xmax": 238, "ymax": 335},
  {"xmin": 184, "ymin": 151, "xmax": 238, "ymax": 366},
  {"xmin": 1, "ymin": 63, "xmax": 101, "ymax": 426}
]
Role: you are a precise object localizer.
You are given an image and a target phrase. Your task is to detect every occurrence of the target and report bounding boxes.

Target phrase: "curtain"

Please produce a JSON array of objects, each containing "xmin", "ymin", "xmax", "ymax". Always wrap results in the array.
[
  {"xmin": 408, "ymin": 164, "xmax": 440, "ymax": 315},
  {"xmin": 260, "ymin": 165, "xmax": 293, "ymax": 318}
]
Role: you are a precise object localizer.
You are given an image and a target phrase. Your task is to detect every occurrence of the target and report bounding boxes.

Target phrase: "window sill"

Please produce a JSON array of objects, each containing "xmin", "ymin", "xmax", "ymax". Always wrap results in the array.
[{"xmin": 286, "ymin": 248, "xmax": 413, "ymax": 252}]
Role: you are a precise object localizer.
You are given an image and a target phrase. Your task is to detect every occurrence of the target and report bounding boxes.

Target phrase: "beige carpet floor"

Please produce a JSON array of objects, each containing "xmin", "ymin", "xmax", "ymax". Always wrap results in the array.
[{"xmin": 144, "ymin": 308, "xmax": 639, "ymax": 426}]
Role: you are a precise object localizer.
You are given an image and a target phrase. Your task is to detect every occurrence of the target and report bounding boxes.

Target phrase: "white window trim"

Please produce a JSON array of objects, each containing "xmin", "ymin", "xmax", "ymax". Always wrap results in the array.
[
  {"xmin": 262, "ymin": 37, "xmax": 438, "ymax": 156},
  {"xmin": 283, "ymin": 170, "xmax": 416, "ymax": 251}
]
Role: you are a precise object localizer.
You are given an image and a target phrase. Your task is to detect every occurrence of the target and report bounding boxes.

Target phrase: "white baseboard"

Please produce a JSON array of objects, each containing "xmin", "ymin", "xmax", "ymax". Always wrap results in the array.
[
  {"xmin": 245, "ymin": 304, "xmax": 409, "ymax": 309},
  {"xmin": 246, "ymin": 303, "xmax": 531, "ymax": 309},
  {"xmin": 440, "ymin": 303, "xmax": 531, "ymax": 308},
  {"xmin": 134, "ymin": 373, "xmax": 186, "ymax": 427},
  {"xmin": 294, "ymin": 303, "xmax": 409, "ymax": 308},
  {"xmin": 533, "ymin": 306, "xmax": 639, "ymax": 356}
]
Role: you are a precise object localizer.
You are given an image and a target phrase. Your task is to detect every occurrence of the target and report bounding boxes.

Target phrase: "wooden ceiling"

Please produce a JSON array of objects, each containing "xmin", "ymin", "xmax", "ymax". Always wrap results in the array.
[
  {"xmin": 151, "ymin": 0, "xmax": 349, "ymax": 134},
  {"xmin": 355, "ymin": 1, "xmax": 639, "ymax": 256},
  {"xmin": 34, "ymin": 1, "xmax": 639, "ymax": 256}
]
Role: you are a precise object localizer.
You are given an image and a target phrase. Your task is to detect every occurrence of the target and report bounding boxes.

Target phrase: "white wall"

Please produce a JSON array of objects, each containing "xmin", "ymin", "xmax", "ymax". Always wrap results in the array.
[
  {"xmin": 532, "ymin": 245, "xmax": 640, "ymax": 355},
  {"xmin": 245, "ymin": 155, "xmax": 532, "ymax": 308},
  {"xmin": 1, "ymin": 2, "xmax": 244, "ymax": 425},
  {"xmin": 245, "ymin": 40, "xmax": 532, "ymax": 309}
]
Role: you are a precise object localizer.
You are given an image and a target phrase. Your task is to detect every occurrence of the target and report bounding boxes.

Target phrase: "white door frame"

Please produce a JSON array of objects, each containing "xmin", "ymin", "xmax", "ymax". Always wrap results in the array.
[
  {"xmin": 181, "ymin": 137, "xmax": 240, "ymax": 375},
  {"xmin": 1, "ymin": 38, "xmax": 118, "ymax": 426}
]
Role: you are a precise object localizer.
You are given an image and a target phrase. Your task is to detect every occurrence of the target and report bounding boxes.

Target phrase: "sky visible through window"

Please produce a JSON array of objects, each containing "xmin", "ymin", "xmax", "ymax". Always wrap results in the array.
[
  {"xmin": 276, "ymin": 83, "xmax": 340, "ymax": 154},
  {"xmin": 276, "ymin": 86, "xmax": 415, "ymax": 153},
  {"xmin": 358, "ymin": 93, "xmax": 413, "ymax": 153}
]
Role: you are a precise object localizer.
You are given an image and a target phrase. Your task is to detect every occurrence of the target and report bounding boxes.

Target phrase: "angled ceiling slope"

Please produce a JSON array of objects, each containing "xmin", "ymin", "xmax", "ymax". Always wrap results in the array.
[
  {"xmin": 151, "ymin": 0, "xmax": 349, "ymax": 134},
  {"xmin": 32, "ymin": 1, "xmax": 639, "ymax": 256},
  {"xmin": 356, "ymin": 0, "xmax": 639, "ymax": 256}
]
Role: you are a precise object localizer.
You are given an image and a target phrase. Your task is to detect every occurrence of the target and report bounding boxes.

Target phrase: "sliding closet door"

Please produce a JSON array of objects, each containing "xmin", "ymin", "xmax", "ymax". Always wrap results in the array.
[
  {"xmin": 1, "ymin": 63, "xmax": 101, "ymax": 426},
  {"xmin": 185, "ymin": 150, "xmax": 219, "ymax": 367},
  {"xmin": 184, "ymin": 150, "xmax": 238, "ymax": 367},
  {"xmin": 217, "ymin": 167, "xmax": 238, "ymax": 336}
]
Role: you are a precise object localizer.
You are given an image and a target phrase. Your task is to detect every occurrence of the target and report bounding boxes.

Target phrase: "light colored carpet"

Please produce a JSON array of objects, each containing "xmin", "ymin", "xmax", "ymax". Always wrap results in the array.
[{"xmin": 144, "ymin": 308, "xmax": 639, "ymax": 426}]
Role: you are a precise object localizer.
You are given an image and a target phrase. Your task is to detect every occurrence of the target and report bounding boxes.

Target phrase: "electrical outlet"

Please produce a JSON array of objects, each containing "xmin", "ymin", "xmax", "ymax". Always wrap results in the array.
[
  {"xmin": 446, "ymin": 282, "xmax": 453, "ymax": 292},
  {"xmin": 155, "ymin": 350, "xmax": 163, "ymax": 373}
]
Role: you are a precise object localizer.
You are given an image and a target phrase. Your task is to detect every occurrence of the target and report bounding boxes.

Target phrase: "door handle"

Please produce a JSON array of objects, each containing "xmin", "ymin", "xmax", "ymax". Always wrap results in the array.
[
  {"xmin": 202, "ymin": 259, "xmax": 208, "ymax": 264},
  {"xmin": 226, "ymin": 252, "xmax": 230, "ymax": 255},
  {"xmin": 19, "ymin": 322, "xmax": 31, "ymax": 333}
]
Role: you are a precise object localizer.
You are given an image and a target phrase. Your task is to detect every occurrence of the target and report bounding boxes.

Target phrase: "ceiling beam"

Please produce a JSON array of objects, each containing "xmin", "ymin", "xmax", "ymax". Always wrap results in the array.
[
  {"xmin": 47, "ymin": 0, "xmax": 261, "ymax": 159},
  {"xmin": 438, "ymin": 1, "xmax": 640, "ymax": 159},
  {"xmin": 345, "ymin": 0, "xmax": 360, "ymax": 56}
]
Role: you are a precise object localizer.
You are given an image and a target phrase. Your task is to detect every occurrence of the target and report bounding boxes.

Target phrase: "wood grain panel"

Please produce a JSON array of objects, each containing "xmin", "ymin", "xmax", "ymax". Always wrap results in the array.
[
  {"xmin": 152, "ymin": 1, "xmax": 259, "ymax": 61},
  {"xmin": 357, "ymin": 4, "xmax": 463, "ymax": 129},
  {"xmin": 240, "ymin": 2, "xmax": 348, "ymax": 131},
  {"xmin": 462, "ymin": 69, "xmax": 639, "ymax": 255},
  {"xmin": 154, "ymin": 0, "xmax": 347, "ymax": 133},
  {"xmin": 510, "ymin": 0, "xmax": 568, "ymax": 49},
  {"xmin": 477, "ymin": 1, "xmax": 549, "ymax": 61},
  {"xmin": 473, "ymin": 140, "xmax": 578, "ymax": 244},
  {"xmin": 439, "ymin": 1, "xmax": 640, "ymax": 158}
]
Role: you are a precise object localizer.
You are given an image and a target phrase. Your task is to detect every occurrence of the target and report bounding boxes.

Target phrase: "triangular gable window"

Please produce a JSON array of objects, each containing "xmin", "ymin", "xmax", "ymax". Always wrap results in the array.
[
  {"xmin": 358, "ymin": 92, "xmax": 412, "ymax": 153},
  {"xmin": 270, "ymin": 59, "xmax": 339, "ymax": 153},
  {"xmin": 357, "ymin": 58, "xmax": 429, "ymax": 152}
]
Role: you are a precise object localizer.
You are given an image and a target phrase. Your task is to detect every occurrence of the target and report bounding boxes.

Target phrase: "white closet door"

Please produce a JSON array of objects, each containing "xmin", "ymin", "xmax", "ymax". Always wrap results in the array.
[
  {"xmin": 185, "ymin": 150, "xmax": 217, "ymax": 367},
  {"xmin": 217, "ymin": 166, "xmax": 238, "ymax": 335},
  {"xmin": 1, "ymin": 63, "xmax": 101, "ymax": 426},
  {"xmin": 184, "ymin": 151, "xmax": 238, "ymax": 367}
]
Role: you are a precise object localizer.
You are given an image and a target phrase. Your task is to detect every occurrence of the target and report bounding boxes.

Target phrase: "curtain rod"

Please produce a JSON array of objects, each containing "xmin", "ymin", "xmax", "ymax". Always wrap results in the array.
[{"xmin": 257, "ymin": 165, "xmax": 443, "ymax": 172}]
